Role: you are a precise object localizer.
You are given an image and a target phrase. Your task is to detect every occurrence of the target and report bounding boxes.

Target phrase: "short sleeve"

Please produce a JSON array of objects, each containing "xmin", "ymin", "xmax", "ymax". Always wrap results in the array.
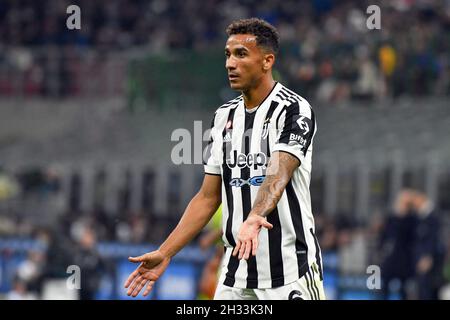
[
  {"xmin": 272, "ymin": 101, "xmax": 316, "ymax": 164},
  {"xmin": 203, "ymin": 113, "xmax": 221, "ymax": 175}
]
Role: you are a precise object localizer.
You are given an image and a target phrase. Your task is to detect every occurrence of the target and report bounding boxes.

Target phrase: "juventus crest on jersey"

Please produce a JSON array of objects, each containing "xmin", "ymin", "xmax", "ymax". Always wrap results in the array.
[{"xmin": 203, "ymin": 82, "xmax": 322, "ymax": 289}]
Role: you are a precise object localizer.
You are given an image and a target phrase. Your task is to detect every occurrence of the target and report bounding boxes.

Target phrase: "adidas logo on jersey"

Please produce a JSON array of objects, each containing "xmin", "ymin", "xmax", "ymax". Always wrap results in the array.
[{"xmin": 223, "ymin": 131, "xmax": 232, "ymax": 143}]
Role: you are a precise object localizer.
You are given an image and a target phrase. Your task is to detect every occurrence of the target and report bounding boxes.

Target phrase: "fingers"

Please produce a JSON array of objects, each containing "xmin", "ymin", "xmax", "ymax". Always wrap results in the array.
[
  {"xmin": 243, "ymin": 241, "xmax": 251, "ymax": 260},
  {"xmin": 127, "ymin": 274, "xmax": 143, "ymax": 296},
  {"xmin": 124, "ymin": 268, "xmax": 140, "ymax": 288},
  {"xmin": 124, "ymin": 252, "xmax": 162, "ymax": 298},
  {"xmin": 233, "ymin": 240, "xmax": 250, "ymax": 260},
  {"xmin": 234, "ymin": 239, "xmax": 261, "ymax": 260},
  {"xmin": 238, "ymin": 240, "xmax": 246, "ymax": 259},
  {"xmin": 143, "ymin": 281, "xmax": 155, "ymax": 297},
  {"xmin": 128, "ymin": 254, "xmax": 146, "ymax": 263},
  {"xmin": 252, "ymin": 237, "xmax": 258, "ymax": 256},
  {"xmin": 262, "ymin": 220, "xmax": 273, "ymax": 229},
  {"xmin": 234, "ymin": 239, "xmax": 259, "ymax": 260},
  {"xmin": 232, "ymin": 240, "xmax": 241, "ymax": 257},
  {"xmin": 131, "ymin": 278, "xmax": 149, "ymax": 297}
]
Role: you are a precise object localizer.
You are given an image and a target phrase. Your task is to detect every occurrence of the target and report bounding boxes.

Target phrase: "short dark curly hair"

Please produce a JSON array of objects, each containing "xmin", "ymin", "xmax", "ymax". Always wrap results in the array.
[{"xmin": 226, "ymin": 18, "xmax": 279, "ymax": 54}]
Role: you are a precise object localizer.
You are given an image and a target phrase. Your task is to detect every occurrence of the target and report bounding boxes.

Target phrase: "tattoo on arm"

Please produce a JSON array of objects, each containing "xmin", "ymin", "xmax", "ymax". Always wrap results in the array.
[{"xmin": 251, "ymin": 151, "xmax": 300, "ymax": 217}]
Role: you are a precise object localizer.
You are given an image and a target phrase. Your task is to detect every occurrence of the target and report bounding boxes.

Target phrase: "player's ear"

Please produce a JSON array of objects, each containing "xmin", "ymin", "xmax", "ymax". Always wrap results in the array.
[{"xmin": 263, "ymin": 53, "xmax": 275, "ymax": 71}]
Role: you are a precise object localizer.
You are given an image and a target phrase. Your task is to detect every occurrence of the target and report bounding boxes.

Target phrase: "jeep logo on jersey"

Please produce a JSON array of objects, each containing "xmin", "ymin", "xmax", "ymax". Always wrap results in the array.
[{"xmin": 226, "ymin": 150, "xmax": 267, "ymax": 170}]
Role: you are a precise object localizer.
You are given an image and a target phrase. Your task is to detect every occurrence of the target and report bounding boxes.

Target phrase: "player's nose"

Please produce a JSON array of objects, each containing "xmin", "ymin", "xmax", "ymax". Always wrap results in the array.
[{"xmin": 226, "ymin": 56, "xmax": 237, "ymax": 70}]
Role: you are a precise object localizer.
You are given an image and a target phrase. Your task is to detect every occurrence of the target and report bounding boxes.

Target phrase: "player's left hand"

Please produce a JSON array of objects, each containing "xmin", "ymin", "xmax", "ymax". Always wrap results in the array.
[{"xmin": 232, "ymin": 214, "xmax": 273, "ymax": 260}]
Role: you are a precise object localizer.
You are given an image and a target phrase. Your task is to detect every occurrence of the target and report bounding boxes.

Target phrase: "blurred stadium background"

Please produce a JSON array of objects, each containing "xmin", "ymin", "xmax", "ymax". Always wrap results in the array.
[{"xmin": 0, "ymin": 0, "xmax": 449, "ymax": 300}]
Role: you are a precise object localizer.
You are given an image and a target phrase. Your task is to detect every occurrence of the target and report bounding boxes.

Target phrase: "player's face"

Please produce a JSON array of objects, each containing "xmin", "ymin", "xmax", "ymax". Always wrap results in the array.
[{"xmin": 225, "ymin": 34, "xmax": 268, "ymax": 91}]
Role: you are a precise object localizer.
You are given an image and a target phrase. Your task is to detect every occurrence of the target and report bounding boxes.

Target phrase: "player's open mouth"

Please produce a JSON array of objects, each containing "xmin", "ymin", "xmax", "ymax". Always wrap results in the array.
[{"xmin": 228, "ymin": 74, "xmax": 239, "ymax": 80}]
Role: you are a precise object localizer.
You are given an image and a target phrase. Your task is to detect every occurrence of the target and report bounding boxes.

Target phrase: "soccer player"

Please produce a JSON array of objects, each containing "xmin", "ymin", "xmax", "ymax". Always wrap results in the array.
[{"xmin": 124, "ymin": 18, "xmax": 325, "ymax": 300}]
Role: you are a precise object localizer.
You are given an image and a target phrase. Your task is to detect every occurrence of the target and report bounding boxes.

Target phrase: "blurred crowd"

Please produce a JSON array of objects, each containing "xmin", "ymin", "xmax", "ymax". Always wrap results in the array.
[
  {"xmin": 0, "ymin": 0, "xmax": 449, "ymax": 100},
  {"xmin": 0, "ymin": 166, "xmax": 177, "ymax": 299},
  {"xmin": 1, "ymin": 165, "xmax": 450, "ymax": 299},
  {"xmin": 0, "ymin": 166, "xmax": 176, "ymax": 243},
  {"xmin": 315, "ymin": 189, "xmax": 450, "ymax": 300},
  {"xmin": 0, "ymin": 0, "xmax": 449, "ymax": 299}
]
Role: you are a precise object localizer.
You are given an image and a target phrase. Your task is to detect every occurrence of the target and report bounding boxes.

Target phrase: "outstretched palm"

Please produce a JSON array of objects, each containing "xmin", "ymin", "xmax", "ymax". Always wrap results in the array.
[{"xmin": 124, "ymin": 250, "xmax": 171, "ymax": 297}]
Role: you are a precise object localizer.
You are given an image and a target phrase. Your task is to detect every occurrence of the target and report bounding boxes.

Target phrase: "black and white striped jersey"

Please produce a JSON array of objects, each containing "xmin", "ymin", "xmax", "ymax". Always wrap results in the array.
[{"xmin": 203, "ymin": 82, "xmax": 322, "ymax": 289}]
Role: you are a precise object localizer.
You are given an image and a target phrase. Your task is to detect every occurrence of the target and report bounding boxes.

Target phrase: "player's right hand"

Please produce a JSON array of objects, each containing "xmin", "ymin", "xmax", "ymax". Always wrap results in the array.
[{"xmin": 124, "ymin": 250, "xmax": 170, "ymax": 297}]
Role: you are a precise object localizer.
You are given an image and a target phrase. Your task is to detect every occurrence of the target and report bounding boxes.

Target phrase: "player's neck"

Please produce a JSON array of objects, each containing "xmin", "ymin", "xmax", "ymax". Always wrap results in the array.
[{"xmin": 242, "ymin": 77, "xmax": 276, "ymax": 109}]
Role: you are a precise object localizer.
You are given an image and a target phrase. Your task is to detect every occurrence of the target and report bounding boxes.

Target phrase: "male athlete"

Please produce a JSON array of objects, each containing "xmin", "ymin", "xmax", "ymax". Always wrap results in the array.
[{"xmin": 124, "ymin": 18, "xmax": 325, "ymax": 300}]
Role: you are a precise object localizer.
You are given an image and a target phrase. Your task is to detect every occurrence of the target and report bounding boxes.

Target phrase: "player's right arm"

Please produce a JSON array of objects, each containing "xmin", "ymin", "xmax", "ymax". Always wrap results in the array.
[
  {"xmin": 158, "ymin": 174, "xmax": 221, "ymax": 258},
  {"xmin": 124, "ymin": 174, "xmax": 221, "ymax": 297}
]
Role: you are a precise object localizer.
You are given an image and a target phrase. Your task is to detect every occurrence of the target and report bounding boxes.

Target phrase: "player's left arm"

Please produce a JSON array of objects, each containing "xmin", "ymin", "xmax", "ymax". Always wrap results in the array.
[
  {"xmin": 250, "ymin": 151, "xmax": 299, "ymax": 217},
  {"xmin": 232, "ymin": 151, "xmax": 300, "ymax": 260}
]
